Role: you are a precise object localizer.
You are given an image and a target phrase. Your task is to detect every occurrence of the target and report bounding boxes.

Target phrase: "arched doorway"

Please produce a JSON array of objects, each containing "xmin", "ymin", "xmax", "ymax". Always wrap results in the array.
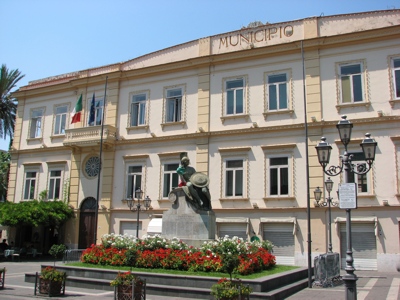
[{"xmin": 78, "ymin": 197, "xmax": 97, "ymax": 249}]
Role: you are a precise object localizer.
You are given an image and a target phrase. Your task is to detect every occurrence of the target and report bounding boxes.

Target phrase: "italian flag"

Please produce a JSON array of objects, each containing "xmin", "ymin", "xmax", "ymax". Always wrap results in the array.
[{"xmin": 71, "ymin": 94, "xmax": 83, "ymax": 124}]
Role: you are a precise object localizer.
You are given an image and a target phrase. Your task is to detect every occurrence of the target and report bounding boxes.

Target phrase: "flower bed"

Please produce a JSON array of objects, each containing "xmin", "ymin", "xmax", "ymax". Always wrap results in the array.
[{"xmin": 81, "ymin": 234, "xmax": 275, "ymax": 275}]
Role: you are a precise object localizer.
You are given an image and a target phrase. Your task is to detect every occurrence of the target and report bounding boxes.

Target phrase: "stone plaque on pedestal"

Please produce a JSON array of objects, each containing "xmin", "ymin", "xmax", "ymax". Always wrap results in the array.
[
  {"xmin": 162, "ymin": 188, "xmax": 216, "ymax": 247},
  {"xmin": 313, "ymin": 252, "xmax": 342, "ymax": 288}
]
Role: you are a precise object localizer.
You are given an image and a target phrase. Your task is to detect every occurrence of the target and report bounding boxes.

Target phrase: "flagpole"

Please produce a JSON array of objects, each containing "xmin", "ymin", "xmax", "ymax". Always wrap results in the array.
[
  {"xmin": 301, "ymin": 41, "xmax": 312, "ymax": 288},
  {"xmin": 93, "ymin": 76, "xmax": 108, "ymax": 245}
]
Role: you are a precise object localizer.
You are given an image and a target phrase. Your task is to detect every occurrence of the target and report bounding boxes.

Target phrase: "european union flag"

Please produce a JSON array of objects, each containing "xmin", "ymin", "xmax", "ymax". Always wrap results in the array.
[{"xmin": 88, "ymin": 93, "xmax": 95, "ymax": 125}]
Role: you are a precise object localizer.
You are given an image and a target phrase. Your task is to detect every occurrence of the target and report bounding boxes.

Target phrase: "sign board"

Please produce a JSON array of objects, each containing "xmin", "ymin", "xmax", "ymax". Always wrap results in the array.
[{"xmin": 338, "ymin": 183, "xmax": 357, "ymax": 209}]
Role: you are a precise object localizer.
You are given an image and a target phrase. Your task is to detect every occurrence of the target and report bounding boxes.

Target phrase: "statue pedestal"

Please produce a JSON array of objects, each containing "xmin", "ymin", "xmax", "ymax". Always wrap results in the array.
[
  {"xmin": 162, "ymin": 188, "xmax": 215, "ymax": 247},
  {"xmin": 313, "ymin": 252, "xmax": 343, "ymax": 288}
]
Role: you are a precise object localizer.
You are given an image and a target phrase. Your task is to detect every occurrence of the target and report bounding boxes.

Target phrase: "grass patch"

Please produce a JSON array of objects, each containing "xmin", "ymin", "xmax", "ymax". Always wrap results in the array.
[{"xmin": 66, "ymin": 262, "xmax": 297, "ymax": 279}]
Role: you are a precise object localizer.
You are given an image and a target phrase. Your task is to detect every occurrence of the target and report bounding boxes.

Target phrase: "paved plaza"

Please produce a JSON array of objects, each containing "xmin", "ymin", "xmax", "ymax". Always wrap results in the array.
[{"xmin": 0, "ymin": 260, "xmax": 398, "ymax": 299}]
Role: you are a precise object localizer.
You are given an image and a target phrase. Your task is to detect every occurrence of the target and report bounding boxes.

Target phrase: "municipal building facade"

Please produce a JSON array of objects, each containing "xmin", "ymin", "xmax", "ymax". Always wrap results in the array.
[{"xmin": 9, "ymin": 10, "xmax": 400, "ymax": 271}]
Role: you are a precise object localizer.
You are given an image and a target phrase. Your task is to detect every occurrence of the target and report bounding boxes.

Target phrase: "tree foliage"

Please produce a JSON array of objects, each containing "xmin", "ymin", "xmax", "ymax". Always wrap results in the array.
[
  {"xmin": 0, "ymin": 151, "xmax": 10, "ymax": 200},
  {"xmin": 0, "ymin": 199, "xmax": 74, "ymax": 228},
  {"xmin": 0, "ymin": 64, "xmax": 24, "ymax": 140}
]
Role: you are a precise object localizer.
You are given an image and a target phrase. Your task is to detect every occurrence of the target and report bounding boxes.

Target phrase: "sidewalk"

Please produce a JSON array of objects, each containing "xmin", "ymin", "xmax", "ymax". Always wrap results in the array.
[{"xmin": 0, "ymin": 260, "xmax": 399, "ymax": 299}]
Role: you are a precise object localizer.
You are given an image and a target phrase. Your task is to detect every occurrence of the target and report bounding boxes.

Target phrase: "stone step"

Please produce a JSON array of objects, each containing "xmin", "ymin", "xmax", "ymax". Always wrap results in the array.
[{"xmin": 25, "ymin": 264, "xmax": 311, "ymax": 299}]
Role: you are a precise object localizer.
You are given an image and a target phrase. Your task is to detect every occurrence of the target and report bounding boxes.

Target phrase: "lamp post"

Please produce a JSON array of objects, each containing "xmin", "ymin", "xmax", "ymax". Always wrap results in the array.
[
  {"xmin": 125, "ymin": 188, "xmax": 151, "ymax": 238},
  {"xmin": 315, "ymin": 115, "xmax": 377, "ymax": 300},
  {"xmin": 314, "ymin": 177, "xmax": 338, "ymax": 253}
]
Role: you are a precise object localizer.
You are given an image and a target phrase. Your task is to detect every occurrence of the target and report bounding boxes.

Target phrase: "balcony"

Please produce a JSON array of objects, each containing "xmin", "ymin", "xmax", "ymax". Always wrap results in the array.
[{"xmin": 63, "ymin": 125, "xmax": 117, "ymax": 148}]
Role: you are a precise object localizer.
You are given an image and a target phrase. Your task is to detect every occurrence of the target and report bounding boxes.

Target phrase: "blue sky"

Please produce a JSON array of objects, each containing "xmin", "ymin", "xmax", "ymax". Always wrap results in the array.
[{"xmin": 1, "ymin": 0, "xmax": 399, "ymax": 150}]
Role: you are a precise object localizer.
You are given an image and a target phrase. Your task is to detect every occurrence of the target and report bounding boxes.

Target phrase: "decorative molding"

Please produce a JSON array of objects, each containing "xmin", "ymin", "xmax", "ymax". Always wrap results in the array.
[
  {"xmin": 220, "ymin": 114, "xmax": 250, "ymax": 124},
  {"xmin": 123, "ymin": 154, "xmax": 149, "ymax": 160},
  {"xmin": 160, "ymin": 121, "xmax": 186, "ymax": 129},
  {"xmin": 126, "ymin": 125, "xmax": 149, "ymax": 133},
  {"xmin": 263, "ymin": 110, "xmax": 294, "ymax": 118},
  {"xmin": 389, "ymin": 99, "xmax": 400, "ymax": 108},
  {"xmin": 263, "ymin": 197, "xmax": 296, "ymax": 201},
  {"xmin": 219, "ymin": 198, "xmax": 249, "ymax": 201},
  {"xmin": 261, "ymin": 144, "xmax": 297, "ymax": 150},
  {"xmin": 22, "ymin": 162, "xmax": 42, "ymax": 166},
  {"xmin": 157, "ymin": 151, "xmax": 184, "ymax": 158},
  {"xmin": 46, "ymin": 160, "xmax": 68, "ymax": 165},
  {"xmin": 218, "ymin": 146, "xmax": 251, "ymax": 153},
  {"xmin": 335, "ymin": 101, "xmax": 371, "ymax": 113}
]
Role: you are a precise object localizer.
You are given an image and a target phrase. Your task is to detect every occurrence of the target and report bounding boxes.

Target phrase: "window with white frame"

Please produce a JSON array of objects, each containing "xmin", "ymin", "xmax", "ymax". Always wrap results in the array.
[
  {"xmin": 225, "ymin": 159, "xmax": 244, "ymax": 197},
  {"xmin": 269, "ymin": 157, "xmax": 289, "ymax": 196},
  {"xmin": 53, "ymin": 105, "xmax": 67, "ymax": 135},
  {"xmin": 267, "ymin": 73, "xmax": 288, "ymax": 111},
  {"xmin": 391, "ymin": 57, "xmax": 400, "ymax": 99},
  {"xmin": 348, "ymin": 152, "xmax": 369, "ymax": 194},
  {"xmin": 162, "ymin": 163, "xmax": 179, "ymax": 198},
  {"xmin": 24, "ymin": 171, "xmax": 37, "ymax": 200},
  {"xmin": 126, "ymin": 165, "xmax": 142, "ymax": 198},
  {"xmin": 263, "ymin": 144, "xmax": 296, "ymax": 199},
  {"xmin": 88, "ymin": 98, "xmax": 103, "ymax": 126},
  {"xmin": 339, "ymin": 63, "xmax": 364, "ymax": 104},
  {"xmin": 48, "ymin": 170, "xmax": 62, "ymax": 200},
  {"xmin": 130, "ymin": 93, "xmax": 147, "ymax": 126},
  {"xmin": 30, "ymin": 109, "xmax": 44, "ymax": 138},
  {"xmin": 226, "ymin": 78, "xmax": 244, "ymax": 115},
  {"xmin": 165, "ymin": 88, "xmax": 182, "ymax": 123}
]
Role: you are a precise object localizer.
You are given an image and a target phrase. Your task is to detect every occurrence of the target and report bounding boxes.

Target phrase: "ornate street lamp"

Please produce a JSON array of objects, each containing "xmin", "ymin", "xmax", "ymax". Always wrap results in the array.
[
  {"xmin": 315, "ymin": 115, "xmax": 377, "ymax": 300},
  {"xmin": 125, "ymin": 188, "xmax": 151, "ymax": 238},
  {"xmin": 314, "ymin": 177, "xmax": 338, "ymax": 253}
]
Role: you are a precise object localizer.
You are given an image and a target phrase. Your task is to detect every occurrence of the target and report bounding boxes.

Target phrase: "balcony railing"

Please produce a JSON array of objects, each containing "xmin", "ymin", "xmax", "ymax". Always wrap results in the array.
[{"xmin": 63, "ymin": 125, "xmax": 117, "ymax": 148}]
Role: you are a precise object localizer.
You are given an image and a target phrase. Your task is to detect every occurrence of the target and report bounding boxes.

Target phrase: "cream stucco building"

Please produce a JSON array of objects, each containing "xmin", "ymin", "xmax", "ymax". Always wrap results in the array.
[{"xmin": 9, "ymin": 10, "xmax": 400, "ymax": 271}]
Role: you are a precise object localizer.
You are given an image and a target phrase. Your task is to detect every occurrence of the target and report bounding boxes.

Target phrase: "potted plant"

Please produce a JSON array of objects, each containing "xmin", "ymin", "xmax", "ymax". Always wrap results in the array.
[
  {"xmin": 110, "ymin": 271, "xmax": 146, "ymax": 300},
  {"xmin": 0, "ymin": 267, "xmax": 6, "ymax": 289},
  {"xmin": 36, "ymin": 266, "xmax": 66, "ymax": 296},
  {"xmin": 211, "ymin": 277, "xmax": 252, "ymax": 300},
  {"xmin": 48, "ymin": 244, "xmax": 67, "ymax": 266}
]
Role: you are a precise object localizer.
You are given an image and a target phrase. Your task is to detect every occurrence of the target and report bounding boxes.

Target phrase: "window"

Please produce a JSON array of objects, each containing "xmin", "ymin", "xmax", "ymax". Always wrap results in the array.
[
  {"xmin": 30, "ymin": 109, "xmax": 43, "ymax": 138},
  {"xmin": 84, "ymin": 156, "xmax": 101, "ymax": 178},
  {"xmin": 163, "ymin": 163, "xmax": 179, "ymax": 198},
  {"xmin": 24, "ymin": 171, "xmax": 37, "ymax": 200},
  {"xmin": 225, "ymin": 160, "xmax": 243, "ymax": 197},
  {"xmin": 48, "ymin": 170, "xmax": 62, "ymax": 200},
  {"xmin": 226, "ymin": 79, "xmax": 244, "ymax": 115},
  {"xmin": 267, "ymin": 73, "xmax": 288, "ymax": 111},
  {"xmin": 269, "ymin": 157, "xmax": 289, "ymax": 196},
  {"xmin": 88, "ymin": 98, "xmax": 103, "ymax": 126},
  {"xmin": 392, "ymin": 58, "xmax": 400, "ymax": 99},
  {"xmin": 339, "ymin": 63, "xmax": 364, "ymax": 103},
  {"xmin": 54, "ymin": 105, "xmax": 67, "ymax": 135},
  {"xmin": 126, "ymin": 165, "xmax": 142, "ymax": 198},
  {"xmin": 348, "ymin": 152, "xmax": 369, "ymax": 193},
  {"xmin": 130, "ymin": 94, "xmax": 147, "ymax": 126},
  {"xmin": 165, "ymin": 88, "xmax": 182, "ymax": 122}
]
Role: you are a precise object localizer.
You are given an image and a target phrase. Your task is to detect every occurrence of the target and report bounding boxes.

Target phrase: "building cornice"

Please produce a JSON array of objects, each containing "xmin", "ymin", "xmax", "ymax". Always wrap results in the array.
[{"xmin": 9, "ymin": 115, "xmax": 400, "ymax": 155}]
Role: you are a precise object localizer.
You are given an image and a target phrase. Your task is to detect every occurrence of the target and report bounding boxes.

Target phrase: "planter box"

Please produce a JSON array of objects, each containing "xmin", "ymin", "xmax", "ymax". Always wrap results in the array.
[
  {"xmin": 114, "ymin": 280, "xmax": 146, "ymax": 300},
  {"xmin": 0, "ymin": 268, "xmax": 5, "ymax": 289},
  {"xmin": 34, "ymin": 272, "xmax": 65, "ymax": 297}
]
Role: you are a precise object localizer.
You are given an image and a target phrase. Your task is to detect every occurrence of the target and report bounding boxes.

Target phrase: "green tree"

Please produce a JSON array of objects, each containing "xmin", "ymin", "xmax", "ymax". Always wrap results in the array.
[
  {"xmin": 0, "ymin": 151, "xmax": 10, "ymax": 201},
  {"xmin": 0, "ymin": 64, "xmax": 24, "ymax": 141},
  {"xmin": 0, "ymin": 200, "xmax": 74, "ymax": 228}
]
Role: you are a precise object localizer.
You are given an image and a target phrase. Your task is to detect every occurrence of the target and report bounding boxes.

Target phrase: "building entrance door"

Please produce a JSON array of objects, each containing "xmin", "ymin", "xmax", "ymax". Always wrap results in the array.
[{"xmin": 78, "ymin": 197, "xmax": 96, "ymax": 249}]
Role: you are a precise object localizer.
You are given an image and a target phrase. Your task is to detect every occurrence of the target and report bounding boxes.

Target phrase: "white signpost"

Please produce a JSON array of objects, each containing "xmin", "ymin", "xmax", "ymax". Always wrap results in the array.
[{"xmin": 338, "ymin": 183, "xmax": 357, "ymax": 209}]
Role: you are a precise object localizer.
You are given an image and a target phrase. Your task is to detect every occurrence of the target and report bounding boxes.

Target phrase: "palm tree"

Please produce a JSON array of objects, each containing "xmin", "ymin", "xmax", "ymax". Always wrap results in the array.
[{"xmin": 0, "ymin": 64, "xmax": 25, "ymax": 142}]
